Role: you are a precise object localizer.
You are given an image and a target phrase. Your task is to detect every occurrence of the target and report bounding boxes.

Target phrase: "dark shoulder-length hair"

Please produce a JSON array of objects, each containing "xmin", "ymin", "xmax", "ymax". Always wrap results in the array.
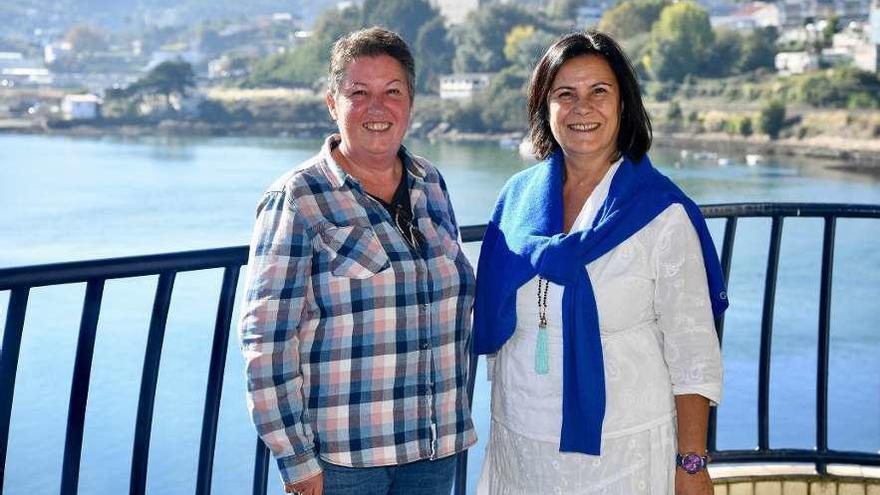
[{"xmin": 527, "ymin": 30, "xmax": 652, "ymax": 161}]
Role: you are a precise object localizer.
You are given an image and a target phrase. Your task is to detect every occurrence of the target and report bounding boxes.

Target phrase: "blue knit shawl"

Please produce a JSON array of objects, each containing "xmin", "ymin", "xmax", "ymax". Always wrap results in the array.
[{"xmin": 472, "ymin": 150, "xmax": 728, "ymax": 455}]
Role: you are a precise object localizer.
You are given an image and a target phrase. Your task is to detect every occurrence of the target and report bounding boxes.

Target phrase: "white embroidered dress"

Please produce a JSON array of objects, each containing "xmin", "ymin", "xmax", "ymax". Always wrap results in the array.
[{"xmin": 477, "ymin": 160, "xmax": 723, "ymax": 495}]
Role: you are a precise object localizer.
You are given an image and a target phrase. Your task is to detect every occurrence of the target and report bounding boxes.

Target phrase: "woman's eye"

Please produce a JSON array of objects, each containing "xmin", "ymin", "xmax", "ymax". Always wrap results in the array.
[
  {"xmin": 388, "ymin": 88, "xmax": 402, "ymax": 96},
  {"xmin": 350, "ymin": 90, "xmax": 366, "ymax": 97},
  {"xmin": 556, "ymin": 91, "xmax": 573, "ymax": 100},
  {"xmin": 594, "ymin": 87, "xmax": 608, "ymax": 95}
]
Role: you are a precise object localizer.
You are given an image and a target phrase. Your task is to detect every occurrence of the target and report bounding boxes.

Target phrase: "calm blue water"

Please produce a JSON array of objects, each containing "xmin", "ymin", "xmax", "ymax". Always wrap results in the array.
[{"xmin": 1, "ymin": 134, "xmax": 878, "ymax": 494}]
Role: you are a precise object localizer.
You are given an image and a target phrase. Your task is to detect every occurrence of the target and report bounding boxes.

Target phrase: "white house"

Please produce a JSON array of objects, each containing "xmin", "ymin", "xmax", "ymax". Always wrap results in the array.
[
  {"xmin": 853, "ymin": 42, "xmax": 879, "ymax": 71},
  {"xmin": 712, "ymin": 2, "xmax": 781, "ymax": 30},
  {"xmin": 61, "ymin": 94, "xmax": 101, "ymax": 120},
  {"xmin": 0, "ymin": 52, "xmax": 52, "ymax": 86},
  {"xmin": 438, "ymin": 73, "xmax": 491, "ymax": 100},
  {"xmin": 430, "ymin": 0, "xmax": 484, "ymax": 26},
  {"xmin": 775, "ymin": 51, "xmax": 821, "ymax": 74}
]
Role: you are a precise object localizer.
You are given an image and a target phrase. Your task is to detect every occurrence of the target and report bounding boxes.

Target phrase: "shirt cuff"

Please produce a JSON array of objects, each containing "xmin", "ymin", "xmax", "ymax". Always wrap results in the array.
[{"xmin": 277, "ymin": 450, "xmax": 322, "ymax": 485}]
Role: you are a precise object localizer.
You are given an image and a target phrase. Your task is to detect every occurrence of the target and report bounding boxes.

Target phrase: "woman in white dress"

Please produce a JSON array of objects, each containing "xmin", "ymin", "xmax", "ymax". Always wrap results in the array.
[{"xmin": 472, "ymin": 31, "xmax": 728, "ymax": 495}]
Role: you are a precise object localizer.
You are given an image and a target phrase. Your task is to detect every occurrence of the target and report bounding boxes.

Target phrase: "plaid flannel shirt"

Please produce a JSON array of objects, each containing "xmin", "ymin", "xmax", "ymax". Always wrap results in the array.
[{"xmin": 239, "ymin": 135, "xmax": 477, "ymax": 484}]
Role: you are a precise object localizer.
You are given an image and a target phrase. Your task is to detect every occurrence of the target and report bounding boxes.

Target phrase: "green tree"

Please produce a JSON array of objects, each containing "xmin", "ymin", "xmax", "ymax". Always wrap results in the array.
[
  {"xmin": 452, "ymin": 4, "xmax": 544, "ymax": 73},
  {"xmin": 476, "ymin": 67, "xmax": 529, "ymax": 132},
  {"xmin": 250, "ymin": 43, "xmax": 325, "ymax": 88},
  {"xmin": 504, "ymin": 25, "xmax": 537, "ymax": 63},
  {"xmin": 645, "ymin": 2, "xmax": 714, "ymax": 82},
  {"xmin": 362, "ymin": 0, "xmax": 439, "ymax": 46},
  {"xmin": 759, "ymin": 100, "xmax": 786, "ymax": 139},
  {"xmin": 135, "ymin": 60, "xmax": 196, "ymax": 99},
  {"xmin": 704, "ymin": 29, "xmax": 742, "ymax": 78},
  {"xmin": 738, "ymin": 27, "xmax": 777, "ymax": 73},
  {"xmin": 249, "ymin": 4, "xmax": 363, "ymax": 89},
  {"xmin": 310, "ymin": 4, "xmax": 365, "ymax": 58},
  {"xmin": 598, "ymin": 0, "xmax": 667, "ymax": 41},
  {"xmin": 822, "ymin": 15, "xmax": 840, "ymax": 46},
  {"xmin": 737, "ymin": 116, "xmax": 753, "ymax": 136},
  {"xmin": 415, "ymin": 17, "xmax": 455, "ymax": 93}
]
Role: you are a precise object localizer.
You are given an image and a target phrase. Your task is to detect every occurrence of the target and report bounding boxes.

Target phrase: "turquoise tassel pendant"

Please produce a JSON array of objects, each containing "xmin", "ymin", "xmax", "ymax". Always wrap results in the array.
[{"xmin": 535, "ymin": 324, "xmax": 550, "ymax": 375}]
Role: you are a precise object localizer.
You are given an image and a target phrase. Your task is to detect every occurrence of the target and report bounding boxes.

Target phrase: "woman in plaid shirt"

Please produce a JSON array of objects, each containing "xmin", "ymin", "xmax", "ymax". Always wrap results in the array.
[{"xmin": 238, "ymin": 27, "xmax": 477, "ymax": 495}]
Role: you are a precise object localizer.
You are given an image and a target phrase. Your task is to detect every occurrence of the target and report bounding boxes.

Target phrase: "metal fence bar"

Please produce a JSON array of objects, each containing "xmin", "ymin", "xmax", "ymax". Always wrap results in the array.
[
  {"xmin": 195, "ymin": 265, "xmax": 241, "ymax": 495},
  {"xmin": 757, "ymin": 217, "xmax": 784, "ymax": 452},
  {"xmin": 454, "ymin": 351, "xmax": 481, "ymax": 495},
  {"xmin": 0, "ymin": 247, "xmax": 247, "ymax": 291},
  {"xmin": 707, "ymin": 216, "xmax": 738, "ymax": 453},
  {"xmin": 252, "ymin": 439, "xmax": 270, "ymax": 495},
  {"xmin": 130, "ymin": 272, "xmax": 176, "ymax": 495},
  {"xmin": 0, "ymin": 288, "xmax": 29, "ymax": 495},
  {"xmin": 715, "ymin": 216, "xmax": 738, "ymax": 345},
  {"xmin": 60, "ymin": 279, "xmax": 105, "ymax": 495},
  {"xmin": 815, "ymin": 216, "xmax": 837, "ymax": 476},
  {"xmin": 712, "ymin": 448, "xmax": 880, "ymax": 466}
]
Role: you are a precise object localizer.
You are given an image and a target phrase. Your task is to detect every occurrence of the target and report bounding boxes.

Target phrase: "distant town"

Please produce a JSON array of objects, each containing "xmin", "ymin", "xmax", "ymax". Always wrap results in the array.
[{"xmin": 1, "ymin": 0, "xmax": 879, "ymax": 164}]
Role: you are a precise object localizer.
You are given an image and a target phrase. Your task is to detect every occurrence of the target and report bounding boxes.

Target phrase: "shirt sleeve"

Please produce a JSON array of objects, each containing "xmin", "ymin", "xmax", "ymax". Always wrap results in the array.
[
  {"xmin": 238, "ymin": 190, "xmax": 321, "ymax": 484},
  {"xmin": 653, "ymin": 204, "xmax": 724, "ymax": 405}
]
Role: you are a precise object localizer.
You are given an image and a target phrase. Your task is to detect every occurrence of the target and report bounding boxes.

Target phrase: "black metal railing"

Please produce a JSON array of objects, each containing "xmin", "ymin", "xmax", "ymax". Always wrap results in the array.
[{"xmin": 0, "ymin": 203, "xmax": 878, "ymax": 495}]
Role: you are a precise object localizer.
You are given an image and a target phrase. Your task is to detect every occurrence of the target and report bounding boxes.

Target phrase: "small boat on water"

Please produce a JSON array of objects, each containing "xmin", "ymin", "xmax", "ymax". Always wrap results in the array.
[{"xmin": 746, "ymin": 153, "xmax": 763, "ymax": 166}]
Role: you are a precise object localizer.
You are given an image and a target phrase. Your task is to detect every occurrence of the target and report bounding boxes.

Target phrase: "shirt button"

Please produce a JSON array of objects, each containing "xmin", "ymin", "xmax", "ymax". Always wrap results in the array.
[{"xmin": 420, "ymin": 341, "xmax": 429, "ymax": 350}]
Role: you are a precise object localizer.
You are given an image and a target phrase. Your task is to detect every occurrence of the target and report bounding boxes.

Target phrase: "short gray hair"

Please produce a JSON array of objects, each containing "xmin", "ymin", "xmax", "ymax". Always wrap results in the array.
[{"xmin": 328, "ymin": 27, "xmax": 415, "ymax": 102}]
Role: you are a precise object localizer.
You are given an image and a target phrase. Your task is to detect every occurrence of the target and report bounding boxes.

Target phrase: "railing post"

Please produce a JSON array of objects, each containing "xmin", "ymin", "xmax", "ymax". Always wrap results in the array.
[
  {"xmin": 454, "ymin": 352, "xmax": 480, "ymax": 495},
  {"xmin": 758, "ymin": 217, "xmax": 784, "ymax": 452},
  {"xmin": 0, "ymin": 288, "xmax": 29, "ymax": 495},
  {"xmin": 60, "ymin": 279, "xmax": 105, "ymax": 495},
  {"xmin": 252, "ymin": 438, "xmax": 270, "ymax": 495},
  {"xmin": 815, "ymin": 216, "xmax": 836, "ymax": 476},
  {"xmin": 130, "ymin": 272, "xmax": 176, "ymax": 495},
  {"xmin": 708, "ymin": 216, "xmax": 737, "ymax": 454},
  {"xmin": 195, "ymin": 266, "xmax": 241, "ymax": 495}
]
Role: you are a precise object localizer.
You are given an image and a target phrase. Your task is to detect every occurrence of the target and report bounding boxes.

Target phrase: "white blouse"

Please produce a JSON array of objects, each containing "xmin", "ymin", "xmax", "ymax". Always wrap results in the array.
[{"xmin": 479, "ymin": 160, "xmax": 723, "ymax": 494}]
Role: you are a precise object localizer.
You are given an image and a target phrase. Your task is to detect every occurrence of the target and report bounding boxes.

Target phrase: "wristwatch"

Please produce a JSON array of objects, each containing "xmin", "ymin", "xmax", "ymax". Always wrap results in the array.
[{"xmin": 676, "ymin": 452, "xmax": 708, "ymax": 474}]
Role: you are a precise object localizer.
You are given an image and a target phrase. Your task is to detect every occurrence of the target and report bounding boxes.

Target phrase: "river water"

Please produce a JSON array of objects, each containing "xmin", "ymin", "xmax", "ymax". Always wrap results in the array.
[{"xmin": 1, "ymin": 134, "xmax": 878, "ymax": 494}]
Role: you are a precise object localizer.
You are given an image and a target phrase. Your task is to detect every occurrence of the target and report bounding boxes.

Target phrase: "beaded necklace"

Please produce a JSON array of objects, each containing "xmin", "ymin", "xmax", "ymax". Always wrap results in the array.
[{"xmin": 535, "ymin": 277, "xmax": 550, "ymax": 375}]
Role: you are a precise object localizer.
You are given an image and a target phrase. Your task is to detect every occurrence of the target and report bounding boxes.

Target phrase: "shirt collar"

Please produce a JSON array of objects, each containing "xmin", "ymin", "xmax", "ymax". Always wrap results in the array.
[{"xmin": 318, "ymin": 134, "xmax": 427, "ymax": 190}]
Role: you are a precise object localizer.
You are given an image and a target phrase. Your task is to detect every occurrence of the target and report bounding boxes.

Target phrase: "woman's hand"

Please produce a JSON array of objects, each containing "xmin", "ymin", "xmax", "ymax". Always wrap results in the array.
[
  {"xmin": 285, "ymin": 472, "xmax": 324, "ymax": 495},
  {"xmin": 675, "ymin": 468, "xmax": 714, "ymax": 495}
]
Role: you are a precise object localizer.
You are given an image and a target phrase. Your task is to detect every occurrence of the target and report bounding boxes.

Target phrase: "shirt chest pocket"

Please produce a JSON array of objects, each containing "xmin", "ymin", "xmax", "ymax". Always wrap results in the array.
[{"xmin": 315, "ymin": 225, "xmax": 390, "ymax": 279}]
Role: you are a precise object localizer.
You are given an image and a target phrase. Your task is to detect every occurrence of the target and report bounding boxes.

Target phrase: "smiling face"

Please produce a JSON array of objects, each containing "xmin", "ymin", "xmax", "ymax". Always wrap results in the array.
[
  {"xmin": 326, "ymin": 54, "xmax": 412, "ymax": 165},
  {"xmin": 547, "ymin": 54, "xmax": 621, "ymax": 166}
]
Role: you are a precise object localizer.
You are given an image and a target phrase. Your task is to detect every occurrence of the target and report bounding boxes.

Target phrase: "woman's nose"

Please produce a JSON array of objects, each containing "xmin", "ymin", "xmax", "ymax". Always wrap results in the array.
[
  {"xmin": 572, "ymin": 95, "xmax": 592, "ymax": 115},
  {"xmin": 367, "ymin": 94, "xmax": 385, "ymax": 112}
]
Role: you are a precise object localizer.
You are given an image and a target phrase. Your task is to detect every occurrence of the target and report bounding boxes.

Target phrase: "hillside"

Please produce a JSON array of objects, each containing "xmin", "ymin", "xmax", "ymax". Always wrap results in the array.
[{"xmin": 0, "ymin": 0, "xmax": 343, "ymax": 37}]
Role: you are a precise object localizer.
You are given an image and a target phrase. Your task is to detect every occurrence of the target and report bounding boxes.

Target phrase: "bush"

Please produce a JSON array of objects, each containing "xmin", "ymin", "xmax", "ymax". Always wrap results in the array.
[
  {"xmin": 197, "ymin": 100, "xmax": 230, "ymax": 122},
  {"xmin": 666, "ymin": 100, "xmax": 683, "ymax": 121},
  {"xmin": 759, "ymin": 100, "xmax": 786, "ymax": 139},
  {"xmin": 738, "ymin": 116, "xmax": 753, "ymax": 137},
  {"xmin": 446, "ymin": 101, "xmax": 485, "ymax": 133}
]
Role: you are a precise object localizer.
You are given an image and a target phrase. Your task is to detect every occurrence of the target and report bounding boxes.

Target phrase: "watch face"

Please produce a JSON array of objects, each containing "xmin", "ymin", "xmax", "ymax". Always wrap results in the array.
[{"xmin": 681, "ymin": 453, "xmax": 705, "ymax": 474}]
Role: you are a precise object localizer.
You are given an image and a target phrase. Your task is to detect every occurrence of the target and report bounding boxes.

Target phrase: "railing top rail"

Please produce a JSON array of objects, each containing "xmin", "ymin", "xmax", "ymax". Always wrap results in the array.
[
  {"xmin": 1, "ymin": 203, "xmax": 878, "ymax": 291},
  {"xmin": 0, "ymin": 246, "xmax": 248, "ymax": 290},
  {"xmin": 700, "ymin": 202, "xmax": 880, "ymax": 218}
]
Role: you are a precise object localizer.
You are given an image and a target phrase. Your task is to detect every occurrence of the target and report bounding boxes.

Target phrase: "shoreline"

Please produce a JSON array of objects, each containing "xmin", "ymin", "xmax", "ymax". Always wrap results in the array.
[
  {"xmin": 654, "ymin": 132, "xmax": 880, "ymax": 177},
  {"xmin": 4, "ymin": 119, "xmax": 879, "ymax": 177}
]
